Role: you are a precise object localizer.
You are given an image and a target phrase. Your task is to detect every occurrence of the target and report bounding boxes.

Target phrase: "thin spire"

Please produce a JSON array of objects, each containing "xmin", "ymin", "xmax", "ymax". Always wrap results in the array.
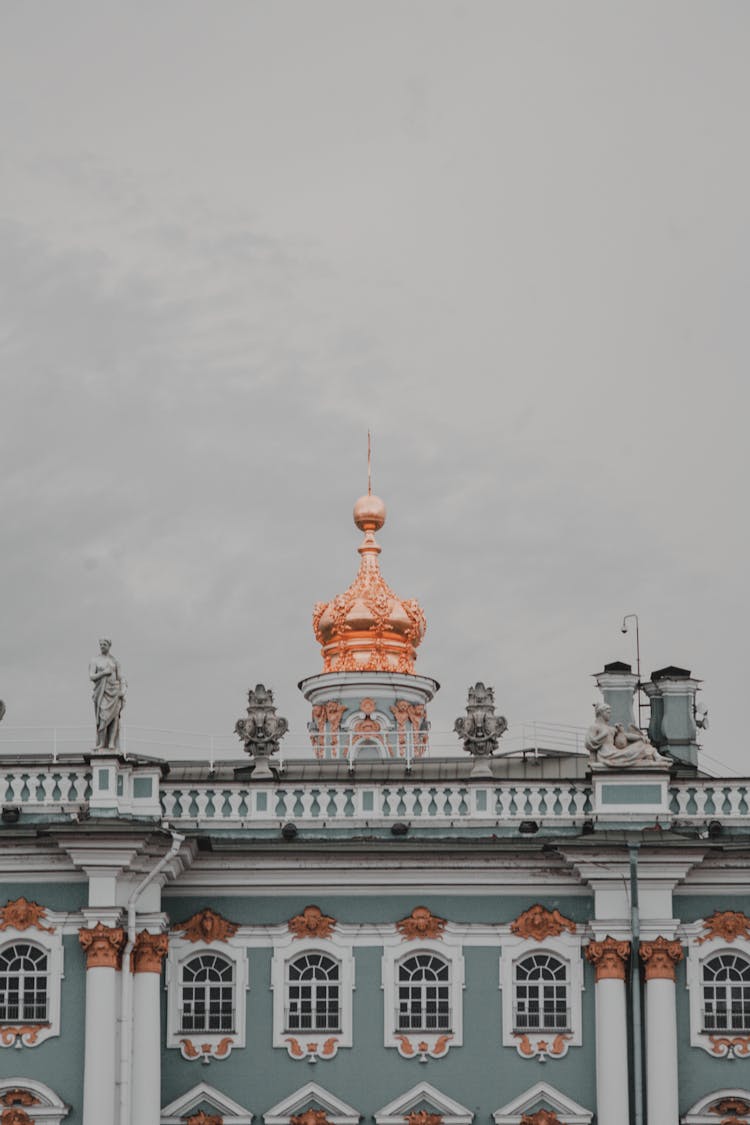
[{"xmin": 367, "ymin": 429, "xmax": 372, "ymax": 495}]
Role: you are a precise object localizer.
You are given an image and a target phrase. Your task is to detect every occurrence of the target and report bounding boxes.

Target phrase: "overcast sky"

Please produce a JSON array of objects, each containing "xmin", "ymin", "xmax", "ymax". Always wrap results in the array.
[{"xmin": 1, "ymin": 3, "xmax": 748, "ymax": 770}]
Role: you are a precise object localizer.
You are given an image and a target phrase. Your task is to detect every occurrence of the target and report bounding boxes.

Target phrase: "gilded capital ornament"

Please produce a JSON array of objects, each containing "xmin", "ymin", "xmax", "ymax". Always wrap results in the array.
[
  {"xmin": 131, "ymin": 930, "xmax": 169, "ymax": 973},
  {"xmin": 78, "ymin": 921, "xmax": 126, "ymax": 969},
  {"xmin": 585, "ymin": 937, "xmax": 630, "ymax": 981},
  {"xmin": 0, "ymin": 1095, "xmax": 39, "ymax": 1109},
  {"xmin": 185, "ymin": 1114, "xmax": 223, "ymax": 1125},
  {"xmin": 639, "ymin": 936, "xmax": 683, "ymax": 981},
  {"xmin": 520, "ymin": 1113, "xmax": 562, "ymax": 1125},
  {"xmin": 405, "ymin": 1113, "xmax": 443, "ymax": 1125}
]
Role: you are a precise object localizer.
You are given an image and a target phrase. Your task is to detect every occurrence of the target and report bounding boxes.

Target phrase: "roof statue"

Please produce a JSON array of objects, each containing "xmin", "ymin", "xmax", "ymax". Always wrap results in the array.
[
  {"xmin": 584, "ymin": 702, "xmax": 669, "ymax": 769},
  {"xmin": 89, "ymin": 638, "xmax": 126, "ymax": 751},
  {"xmin": 312, "ymin": 491, "xmax": 426, "ymax": 674}
]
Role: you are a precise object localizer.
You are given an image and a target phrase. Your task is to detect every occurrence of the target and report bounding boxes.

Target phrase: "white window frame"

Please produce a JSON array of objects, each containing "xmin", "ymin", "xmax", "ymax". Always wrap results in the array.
[
  {"xmin": 165, "ymin": 939, "xmax": 248, "ymax": 1061},
  {"xmin": 271, "ymin": 932, "xmax": 354, "ymax": 1060},
  {"xmin": 685, "ymin": 927, "xmax": 750, "ymax": 1056},
  {"xmin": 499, "ymin": 930, "xmax": 583, "ymax": 1060},
  {"xmin": 382, "ymin": 935, "xmax": 464, "ymax": 1059},
  {"xmin": 0, "ymin": 930, "xmax": 63, "ymax": 1050}
]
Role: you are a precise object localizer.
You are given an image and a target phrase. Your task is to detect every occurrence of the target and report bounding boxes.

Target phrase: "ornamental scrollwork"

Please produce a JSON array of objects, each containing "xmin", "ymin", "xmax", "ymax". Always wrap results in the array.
[
  {"xmin": 0, "ymin": 897, "xmax": 55, "ymax": 934},
  {"xmin": 453, "ymin": 683, "xmax": 507, "ymax": 759},
  {"xmin": 78, "ymin": 922, "xmax": 126, "ymax": 969},
  {"xmin": 585, "ymin": 937, "xmax": 630, "ymax": 981},
  {"xmin": 510, "ymin": 905, "xmax": 576, "ymax": 942},
  {"xmin": 697, "ymin": 910, "xmax": 750, "ymax": 944},
  {"xmin": 234, "ymin": 683, "xmax": 288, "ymax": 764},
  {"xmin": 639, "ymin": 936, "xmax": 683, "ymax": 981},
  {"xmin": 396, "ymin": 906, "xmax": 446, "ymax": 940},
  {"xmin": 288, "ymin": 905, "xmax": 336, "ymax": 940},
  {"xmin": 171, "ymin": 907, "xmax": 238, "ymax": 944}
]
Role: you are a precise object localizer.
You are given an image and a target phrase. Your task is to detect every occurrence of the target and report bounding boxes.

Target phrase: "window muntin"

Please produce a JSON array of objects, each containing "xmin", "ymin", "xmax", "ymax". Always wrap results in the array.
[
  {"xmin": 397, "ymin": 953, "xmax": 451, "ymax": 1032},
  {"xmin": 286, "ymin": 952, "xmax": 340, "ymax": 1032},
  {"xmin": 179, "ymin": 952, "xmax": 234, "ymax": 1034},
  {"xmin": 514, "ymin": 952, "xmax": 569, "ymax": 1033},
  {"xmin": 0, "ymin": 943, "xmax": 48, "ymax": 1023},
  {"xmin": 702, "ymin": 952, "xmax": 750, "ymax": 1032}
]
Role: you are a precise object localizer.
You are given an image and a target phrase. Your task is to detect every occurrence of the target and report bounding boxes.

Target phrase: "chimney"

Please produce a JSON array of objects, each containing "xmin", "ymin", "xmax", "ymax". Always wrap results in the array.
[
  {"xmin": 593, "ymin": 662, "xmax": 639, "ymax": 728},
  {"xmin": 642, "ymin": 666, "xmax": 701, "ymax": 770}
]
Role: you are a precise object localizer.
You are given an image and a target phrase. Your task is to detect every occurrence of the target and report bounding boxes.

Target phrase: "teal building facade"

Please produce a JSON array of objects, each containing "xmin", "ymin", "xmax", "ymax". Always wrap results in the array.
[{"xmin": 1, "ymin": 495, "xmax": 749, "ymax": 1125}]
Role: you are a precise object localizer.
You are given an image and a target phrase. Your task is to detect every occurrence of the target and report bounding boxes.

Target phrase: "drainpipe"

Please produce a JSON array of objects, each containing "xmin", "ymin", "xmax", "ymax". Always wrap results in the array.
[
  {"xmin": 119, "ymin": 829, "xmax": 184, "ymax": 1125},
  {"xmin": 629, "ymin": 843, "xmax": 644, "ymax": 1125}
]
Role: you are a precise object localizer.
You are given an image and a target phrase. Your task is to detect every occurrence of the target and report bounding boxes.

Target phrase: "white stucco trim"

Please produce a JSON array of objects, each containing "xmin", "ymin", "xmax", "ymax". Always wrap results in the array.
[
  {"xmin": 493, "ymin": 1081, "xmax": 592, "ymax": 1124},
  {"xmin": 165, "ymin": 937, "xmax": 248, "ymax": 1060},
  {"xmin": 374, "ymin": 1081, "xmax": 473, "ymax": 1125},
  {"xmin": 498, "ymin": 928, "xmax": 584, "ymax": 1060},
  {"xmin": 264, "ymin": 1082, "xmax": 360, "ymax": 1125},
  {"xmin": 270, "ymin": 931, "xmax": 355, "ymax": 1060},
  {"xmin": 161, "ymin": 1081, "xmax": 253, "ymax": 1124}
]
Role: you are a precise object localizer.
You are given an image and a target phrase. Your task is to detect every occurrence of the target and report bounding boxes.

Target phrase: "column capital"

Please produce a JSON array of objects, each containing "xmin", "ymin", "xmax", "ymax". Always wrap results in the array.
[
  {"xmin": 639, "ymin": 936, "xmax": 683, "ymax": 981},
  {"xmin": 131, "ymin": 930, "xmax": 169, "ymax": 974},
  {"xmin": 78, "ymin": 922, "xmax": 126, "ymax": 969},
  {"xmin": 586, "ymin": 936, "xmax": 631, "ymax": 981}
]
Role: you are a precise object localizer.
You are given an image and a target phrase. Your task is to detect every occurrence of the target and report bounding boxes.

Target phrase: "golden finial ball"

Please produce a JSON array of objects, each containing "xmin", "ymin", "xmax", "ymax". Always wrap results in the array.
[{"xmin": 353, "ymin": 493, "xmax": 386, "ymax": 532}]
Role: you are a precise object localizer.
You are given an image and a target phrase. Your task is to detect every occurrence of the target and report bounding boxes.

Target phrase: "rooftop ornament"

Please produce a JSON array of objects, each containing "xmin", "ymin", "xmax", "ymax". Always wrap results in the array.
[
  {"xmin": 234, "ymin": 684, "xmax": 288, "ymax": 778},
  {"xmin": 89, "ymin": 638, "xmax": 126, "ymax": 751},
  {"xmin": 453, "ymin": 682, "xmax": 508, "ymax": 777}
]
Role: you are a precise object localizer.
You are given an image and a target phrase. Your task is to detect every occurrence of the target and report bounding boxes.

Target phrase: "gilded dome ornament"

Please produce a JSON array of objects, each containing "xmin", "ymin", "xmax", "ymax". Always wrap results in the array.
[{"xmin": 312, "ymin": 492, "xmax": 426, "ymax": 675}]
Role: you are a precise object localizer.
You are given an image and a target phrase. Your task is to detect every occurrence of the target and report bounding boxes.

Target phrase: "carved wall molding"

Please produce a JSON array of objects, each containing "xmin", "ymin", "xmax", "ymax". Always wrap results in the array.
[
  {"xmin": 179, "ymin": 1037, "xmax": 234, "ymax": 1062},
  {"xmin": 290, "ymin": 1111, "xmax": 331, "ymax": 1125},
  {"xmin": 520, "ymin": 1112, "xmax": 561, "ymax": 1125},
  {"xmin": 513, "ymin": 1032, "xmax": 572, "ymax": 1061},
  {"xmin": 185, "ymin": 1113, "xmax": 224, "ymax": 1125},
  {"xmin": 697, "ymin": 910, "xmax": 750, "ymax": 945},
  {"xmin": 171, "ymin": 908, "xmax": 239, "ymax": 944},
  {"xmin": 585, "ymin": 937, "xmax": 630, "ymax": 981},
  {"xmin": 1, "ymin": 1109, "xmax": 34, "ymax": 1125},
  {"xmin": 78, "ymin": 922, "xmax": 126, "ymax": 970},
  {"xmin": 131, "ymin": 930, "xmax": 169, "ymax": 973},
  {"xmin": 391, "ymin": 700, "xmax": 428, "ymax": 758},
  {"xmin": 707, "ymin": 1035, "xmax": 750, "ymax": 1059},
  {"xmin": 639, "ymin": 936, "xmax": 683, "ymax": 981},
  {"xmin": 284, "ymin": 1035, "xmax": 340, "ymax": 1060},
  {"xmin": 0, "ymin": 897, "xmax": 55, "ymax": 934},
  {"xmin": 396, "ymin": 906, "xmax": 447, "ymax": 941},
  {"xmin": 510, "ymin": 906, "xmax": 576, "ymax": 942},
  {"xmin": 0, "ymin": 1093, "xmax": 39, "ymax": 1108},
  {"xmin": 393, "ymin": 1033, "xmax": 452, "ymax": 1061},
  {"xmin": 405, "ymin": 1113, "xmax": 443, "ymax": 1125},
  {"xmin": 712, "ymin": 1097, "xmax": 750, "ymax": 1115},
  {"xmin": 288, "ymin": 905, "xmax": 336, "ymax": 940}
]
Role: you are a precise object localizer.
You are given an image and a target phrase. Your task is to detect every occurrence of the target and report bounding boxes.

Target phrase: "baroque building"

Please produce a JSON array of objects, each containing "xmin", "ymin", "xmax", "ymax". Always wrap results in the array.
[{"xmin": 0, "ymin": 491, "xmax": 749, "ymax": 1125}]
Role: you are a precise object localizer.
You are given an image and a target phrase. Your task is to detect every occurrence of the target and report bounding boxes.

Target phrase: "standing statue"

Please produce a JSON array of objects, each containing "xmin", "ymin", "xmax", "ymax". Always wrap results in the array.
[
  {"xmin": 454, "ymin": 683, "xmax": 508, "ymax": 767},
  {"xmin": 89, "ymin": 638, "xmax": 126, "ymax": 750},
  {"xmin": 585, "ymin": 702, "xmax": 669, "ymax": 768},
  {"xmin": 235, "ymin": 684, "xmax": 289, "ymax": 776}
]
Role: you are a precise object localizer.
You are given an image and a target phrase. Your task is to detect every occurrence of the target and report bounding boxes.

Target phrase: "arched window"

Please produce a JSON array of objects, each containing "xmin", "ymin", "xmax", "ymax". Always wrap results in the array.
[
  {"xmin": 0, "ymin": 942, "xmax": 48, "ymax": 1023},
  {"xmin": 286, "ymin": 952, "xmax": 340, "ymax": 1032},
  {"xmin": 514, "ymin": 952, "xmax": 569, "ymax": 1033},
  {"xmin": 702, "ymin": 952, "xmax": 750, "ymax": 1032},
  {"xmin": 397, "ymin": 952, "xmax": 451, "ymax": 1032},
  {"xmin": 179, "ymin": 952, "xmax": 235, "ymax": 1034}
]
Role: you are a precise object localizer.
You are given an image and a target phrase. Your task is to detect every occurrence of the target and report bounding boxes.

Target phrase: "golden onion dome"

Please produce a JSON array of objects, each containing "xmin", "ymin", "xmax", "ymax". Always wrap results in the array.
[{"xmin": 313, "ymin": 494, "xmax": 426, "ymax": 674}]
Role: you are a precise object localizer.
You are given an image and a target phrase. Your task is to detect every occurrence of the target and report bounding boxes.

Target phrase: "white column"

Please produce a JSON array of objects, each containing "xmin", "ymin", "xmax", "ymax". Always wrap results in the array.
[
  {"xmin": 79, "ymin": 922, "xmax": 125, "ymax": 1125},
  {"xmin": 641, "ymin": 937, "xmax": 683, "ymax": 1125},
  {"xmin": 131, "ymin": 931, "xmax": 169, "ymax": 1125},
  {"xmin": 586, "ymin": 938, "xmax": 631, "ymax": 1125}
]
